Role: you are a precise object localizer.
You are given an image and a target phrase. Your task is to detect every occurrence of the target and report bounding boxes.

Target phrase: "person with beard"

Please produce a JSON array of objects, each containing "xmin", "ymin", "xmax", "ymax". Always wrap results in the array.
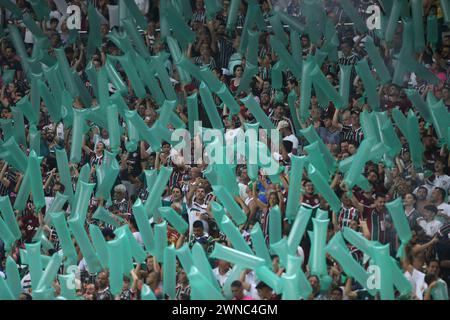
[{"xmin": 301, "ymin": 180, "xmax": 320, "ymax": 210}]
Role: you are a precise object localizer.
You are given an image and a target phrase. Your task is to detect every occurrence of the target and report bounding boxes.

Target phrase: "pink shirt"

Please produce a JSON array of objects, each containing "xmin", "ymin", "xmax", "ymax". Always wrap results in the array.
[{"xmin": 233, "ymin": 296, "xmax": 254, "ymax": 300}]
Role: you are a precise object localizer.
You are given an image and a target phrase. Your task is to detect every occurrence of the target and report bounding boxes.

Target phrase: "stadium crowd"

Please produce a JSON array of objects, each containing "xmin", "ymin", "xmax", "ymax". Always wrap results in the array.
[{"xmin": 0, "ymin": 0, "xmax": 449, "ymax": 300}]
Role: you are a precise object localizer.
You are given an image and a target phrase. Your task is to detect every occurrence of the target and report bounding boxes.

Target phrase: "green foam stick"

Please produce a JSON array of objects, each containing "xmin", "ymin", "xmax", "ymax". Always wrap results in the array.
[
  {"xmin": 11, "ymin": 107, "xmax": 26, "ymax": 148},
  {"xmin": 427, "ymin": 15, "xmax": 439, "ymax": 47},
  {"xmin": 48, "ymin": 211, "xmax": 77, "ymax": 266},
  {"xmin": 300, "ymin": 58, "xmax": 315, "ymax": 121},
  {"xmin": 58, "ymin": 273, "xmax": 77, "ymax": 300},
  {"xmin": 386, "ymin": 197, "xmax": 412, "ymax": 256},
  {"xmin": 122, "ymin": 0, "xmax": 147, "ymax": 30},
  {"xmin": 308, "ymin": 218, "xmax": 329, "ymax": 276},
  {"xmin": 42, "ymin": 64, "xmax": 63, "ymax": 105},
  {"xmin": 364, "ymin": 37, "xmax": 391, "ymax": 84},
  {"xmin": 35, "ymin": 252, "xmax": 63, "ymax": 293},
  {"xmin": 166, "ymin": 36, "xmax": 191, "ymax": 85},
  {"xmin": 176, "ymin": 243, "xmax": 194, "ymax": 273},
  {"xmin": 380, "ymin": 121, "xmax": 402, "ymax": 158},
  {"xmin": 371, "ymin": 243, "xmax": 395, "ymax": 300},
  {"xmin": 28, "ymin": 125, "xmax": 41, "ymax": 155},
  {"xmin": 287, "ymin": 206, "xmax": 313, "ymax": 255},
  {"xmin": 69, "ymin": 108, "xmax": 88, "ymax": 164},
  {"xmin": 222, "ymin": 265, "xmax": 243, "ymax": 299},
  {"xmin": 105, "ymin": 58, "xmax": 128, "ymax": 94},
  {"xmin": 0, "ymin": 215, "xmax": 15, "ymax": 251},
  {"xmin": 255, "ymin": 266, "xmax": 283, "ymax": 294},
  {"xmin": 339, "ymin": 0, "xmax": 368, "ymax": 33},
  {"xmin": 391, "ymin": 108, "xmax": 408, "ymax": 137},
  {"xmin": 154, "ymin": 221, "xmax": 168, "ymax": 262},
  {"xmin": 116, "ymin": 226, "xmax": 147, "ymax": 264},
  {"xmin": 236, "ymin": 62, "xmax": 258, "ymax": 94},
  {"xmin": 355, "ymin": 59, "xmax": 380, "ymax": 111},
  {"xmin": 5, "ymin": 256, "xmax": 21, "ymax": 299},
  {"xmin": 16, "ymin": 96, "xmax": 38, "ymax": 125},
  {"xmin": 300, "ymin": 125, "xmax": 336, "ymax": 170},
  {"xmin": 205, "ymin": 0, "xmax": 223, "ymax": 21},
  {"xmin": 441, "ymin": 0, "xmax": 450, "ymax": 24},
  {"xmin": 177, "ymin": 55, "xmax": 203, "ymax": 80},
  {"xmin": 1, "ymin": 69, "xmax": 15, "ymax": 85},
  {"xmin": 277, "ymin": 9, "xmax": 305, "ymax": 34},
  {"xmin": 250, "ymin": 223, "xmax": 272, "ymax": 266},
  {"xmin": 28, "ymin": 151, "xmax": 46, "ymax": 210},
  {"xmin": 210, "ymin": 243, "xmax": 265, "ymax": 270},
  {"xmin": 269, "ymin": 205, "xmax": 282, "ymax": 247},
  {"xmin": 239, "ymin": 5, "xmax": 257, "ymax": 56},
  {"xmin": 287, "ymin": 90, "xmax": 301, "ymax": 134},
  {"xmin": 221, "ymin": 215, "xmax": 253, "ymax": 255},
  {"xmin": 338, "ymin": 64, "xmax": 352, "ymax": 109},
  {"xmin": 199, "ymin": 82, "xmax": 224, "ymax": 129},
  {"xmin": 122, "ymin": 18, "xmax": 150, "ymax": 59},
  {"xmin": 22, "ymin": 13, "xmax": 45, "ymax": 38},
  {"xmin": 342, "ymin": 227, "xmax": 373, "ymax": 257},
  {"xmin": 404, "ymin": 89, "xmax": 432, "ymax": 122},
  {"xmin": 429, "ymin": 100, "xmax": 450, "ymax": 145},
  {"xmin": 0, "ymin": 0, "xmax": 23, "ymax": 18},
  {"xmin": 270, "ymin": 238, "xmax": 288, "ymax": 267},
  {"xmin": 68, "ymin": 219, "xmax": 102, "ymax": 273},
  {"xmin": 152, "ymin": 55, "xmax": 177, "ymax": 101},
  {"xmin": 216, "ymin": 84, "xmax": 240, "ymax": 115},
  {"xmin": 212, "ymin": 185, "xmax": 247, "ymax": 225},
  {"xmin": 144, "ymin": 166, "xmax": 173, "ymax": 219},
  {"xmin": 385, "ymin": 0, "xmax": 404, "ymax": 43},
  {"xmin": 165, "ymin": 5, "xmax": 195, "ymax": 45},
  {"xmin": 411, "ymin": 0, "xmax": 425, "ymax": 53},
  {"xmin": 0, "ymin": 196, "xmax": 21, "ymax": 240},
  {"xmin": 0, "ymin": 119, "xmax": 14, "ymax": 142},
  {"xmin": 246, "ymin": 30, "xmax": 260, "ymax": 66},
  {"xmin": 114, "ymin": 53, "xmax": 147, "ymax": 98},
  {"xmin": 186, "ymin": 92, "xmax": 199, "ymax": 137},
  {"xmin": 406, "ymin": 110, "xmax": 425, "ymax": 168},
  {"xmin": 226, "ymin": 0, "xmax": 241, "ymax": 31},
  {"xmin": 3, "ymin": 137, "xmax": 28, "ymax": 172},
  {"xmin": 269, "ymin": 12, "xmax": 288, "ymax": 46},
  {"xmin": 285, "ymin": 156, "xmax": 307, "ymax": 222},
  {"xmin": 92, "ymin": 206, "xmax": 123, "ymax": 229},
  {"xmin": 85, "ymin": 62, "xmax": 99, "ymax": 100},
  {"xmin": 199, "ymin": 66, "xmax": 222, "ymax": 93},
  {"xmin": 241, "ymin": 95, "xmax": 276, "ymax": 131},
  {"xmin": 285, "ymin": 254, "xmax": 312, "ymax": 299},
  {"xmin": 0, "ymin": 276, "xmax": 15, "ymax": 300},
  {"xmin": 325, "ymin": 232, "xmax": 372, "ymax": 293},
  {"xmin": 191, "ymin": 243, "xmax": 221, "ymax": 292},
  {"xmin": 132, "ymin": 199, "xmax": 155, "ymax": 254},
  {"xmin": 28, "ymin": 0, "xmax": 50, "ymax": 20},
  {"xmin": 271, "ymin": 61, "xmax": 284, "ymax": 90},
  {"xmin": 188, "ymin": 266, "xmax": 225, "ymax": 300},
  {"xmin": 106, "ymin": 234, "xmax": 126, "ymax": 295},
  {"xmin": 141, "ymin": 284, "xmax": 157, "ymax": 300},
  {"xmin": 7, "ymin": 25, "xmax": 30, "ymax": 77},
  {"xmin": 55, "ymin": 149, "xmax": 74, "ymax": 199},
  {"xmin": 343, "ymin": 138, "xmax": 374, "ymax": 189},
  {"xmin": 71, "ymin": 181, "xmax": 95, "ymax": 223},
  {"xmin": 304, "ymin": 141, "xmax": 331, "ymax": 178},
  {"xmin": 159, "ymin": 206, "xmax": 189, "ymax": 234},
  {"xmin": 163, "ymin": 245, "xmax": 177, "ymax": 299},
  {"xmin": 87, "ymin": 4, "xmax": 102, "ymax": 58},
  {"xmin": 270, "ymin": 35, "xmax": 301, "ymax": 79},
  {"xmin": 25, "ymin": 242, "xmax": 43, "ymax": 292},
  {"xmin": 37, "ymin": 79, "xmax": 61, "ymax": 122}
]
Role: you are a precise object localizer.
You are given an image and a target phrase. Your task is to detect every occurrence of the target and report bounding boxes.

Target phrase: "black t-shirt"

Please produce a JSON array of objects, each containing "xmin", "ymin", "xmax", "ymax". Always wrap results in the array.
[{"xmin": 436, "ymin": 240, "xmax": 450, "ymax": 286}]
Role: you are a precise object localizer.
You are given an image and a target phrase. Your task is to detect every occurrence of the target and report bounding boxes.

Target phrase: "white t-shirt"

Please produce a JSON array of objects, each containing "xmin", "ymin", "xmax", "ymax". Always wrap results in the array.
[
  {"xmin": 437, "ymin": 202, "xmax": 450, "ymax": 218},
  {"xmin": 283, "ymin": 134, "xmax": 299, "ymax": 152},
  {"xmin": 404, "ymin": 269, "xmax": 427, "ymax": 300},
  {"xmin": 133, "ymin": 231, "xmax": 144, "ymax": 247},
  {"xmin": 434, "ymin": 174, "xmax": 450, "ymax": 193},
  {"xmin": 213, "ymin": 267, "xmax": 231, "ymax": 288},
  {"xmin": 418, "ymin": 219, "xmax": 443, "ymax": 237}
]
